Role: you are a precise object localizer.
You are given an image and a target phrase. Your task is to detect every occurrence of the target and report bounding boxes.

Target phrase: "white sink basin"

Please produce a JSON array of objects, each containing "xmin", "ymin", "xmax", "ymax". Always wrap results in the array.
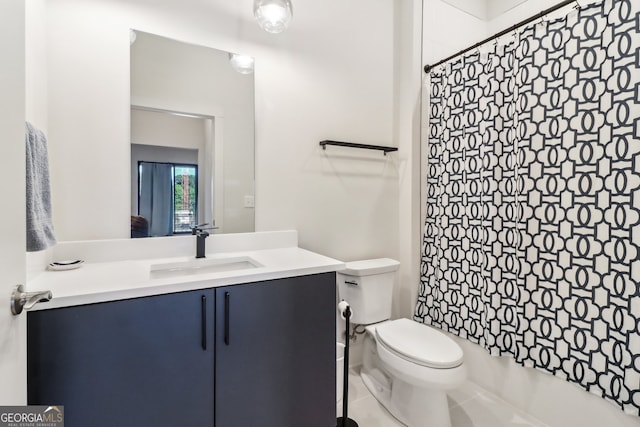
[{"xmin": 150, "ymin": 256, "xmax": 261, "ymax": 279}]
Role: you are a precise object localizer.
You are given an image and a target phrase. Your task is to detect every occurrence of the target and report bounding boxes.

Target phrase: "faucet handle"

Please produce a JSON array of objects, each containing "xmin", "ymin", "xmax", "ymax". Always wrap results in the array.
[
  {"xmin": 192, "ymin": 223, "xmax": 208, "ymax": 235},
  {"xmin": 192, "ymin": 223, "xmax": 219, "ymax": 234}
]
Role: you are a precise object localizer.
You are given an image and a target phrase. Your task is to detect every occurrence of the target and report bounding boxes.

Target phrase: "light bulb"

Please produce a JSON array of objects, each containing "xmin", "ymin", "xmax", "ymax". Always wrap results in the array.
[
  {"xmin": 254, "ymin": 0, "xmax": 293, "ymax": 34},
  {"xmin": 229, "ymin": 53, "xmax": 255, "ymax": 75}
]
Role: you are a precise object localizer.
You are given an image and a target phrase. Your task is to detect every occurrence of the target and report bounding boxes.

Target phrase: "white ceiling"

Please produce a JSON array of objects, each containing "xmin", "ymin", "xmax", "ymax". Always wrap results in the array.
[{"xmin": 441, "ymin": 0, "xmax": 529, "ymax": 20}]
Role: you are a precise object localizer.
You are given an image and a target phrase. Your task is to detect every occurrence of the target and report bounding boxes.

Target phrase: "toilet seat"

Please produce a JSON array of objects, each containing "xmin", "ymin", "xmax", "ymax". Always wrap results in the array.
[{"xmin": 375, "ymin": 319, "xmax": 463, "ymax": 369}]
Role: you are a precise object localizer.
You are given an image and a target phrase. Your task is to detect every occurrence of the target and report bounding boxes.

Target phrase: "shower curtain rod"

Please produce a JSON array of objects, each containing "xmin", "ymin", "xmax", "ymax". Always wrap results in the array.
[{"xmin": 423, "ymin": 0, "xmax": 577, "ymax": 73}]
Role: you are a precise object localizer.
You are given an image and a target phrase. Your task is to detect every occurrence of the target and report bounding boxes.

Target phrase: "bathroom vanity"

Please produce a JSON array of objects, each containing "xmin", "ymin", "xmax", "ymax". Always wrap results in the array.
[{"xmin": 26, "ymin": 231, "xmax": 342, "ymax": 427}]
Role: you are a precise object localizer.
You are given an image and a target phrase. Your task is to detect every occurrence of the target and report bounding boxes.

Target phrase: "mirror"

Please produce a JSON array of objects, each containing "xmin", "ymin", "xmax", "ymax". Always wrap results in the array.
[{"xmin": 130, "ymin": 30, "xmax": 255, "ymax": 237}]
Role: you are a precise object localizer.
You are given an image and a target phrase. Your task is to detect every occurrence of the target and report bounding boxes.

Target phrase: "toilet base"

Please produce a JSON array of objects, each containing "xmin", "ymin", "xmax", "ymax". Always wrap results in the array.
[
  {"xmin": 361, "ymin": 331, "xmax": 457, "ymax": 427},
  {"xmin": 361, "ymin": 369, "xmax": 452, "ymax": 427}
]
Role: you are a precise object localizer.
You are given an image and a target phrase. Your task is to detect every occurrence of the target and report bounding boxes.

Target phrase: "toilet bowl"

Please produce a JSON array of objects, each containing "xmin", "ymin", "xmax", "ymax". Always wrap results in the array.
[
  {"xmin": 361, "ymin": 319, "xmax": 466, "ymax": 427},
  {"xmin": 337, "ymin": 259, "xmax": 465, "ymax": 427}
]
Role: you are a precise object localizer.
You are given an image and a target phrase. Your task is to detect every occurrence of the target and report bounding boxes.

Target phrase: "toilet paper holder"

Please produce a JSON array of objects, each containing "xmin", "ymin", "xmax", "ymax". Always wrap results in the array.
[{"xmin": 336, "ymin": 300, "xmax": 358, "ymax": 427}]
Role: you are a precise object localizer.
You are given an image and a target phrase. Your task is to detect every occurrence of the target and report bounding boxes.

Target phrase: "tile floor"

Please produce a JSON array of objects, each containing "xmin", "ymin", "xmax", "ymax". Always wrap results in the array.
[{"xmin": 338, "ymin": 367, "xmax": 549, "ymax": 427}]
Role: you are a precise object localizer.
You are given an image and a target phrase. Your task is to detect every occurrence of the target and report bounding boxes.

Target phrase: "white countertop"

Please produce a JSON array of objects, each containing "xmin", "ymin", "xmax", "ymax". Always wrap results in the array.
[{"xmin": 27, "ymin": 246, "xmax": 344, "ymax": 310}]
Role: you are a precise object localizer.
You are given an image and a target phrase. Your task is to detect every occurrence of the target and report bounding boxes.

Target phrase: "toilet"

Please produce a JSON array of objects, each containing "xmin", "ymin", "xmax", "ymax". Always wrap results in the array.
[{"xmin": 337, "ymin": 258, "xmax": 466, "ymax": 427}]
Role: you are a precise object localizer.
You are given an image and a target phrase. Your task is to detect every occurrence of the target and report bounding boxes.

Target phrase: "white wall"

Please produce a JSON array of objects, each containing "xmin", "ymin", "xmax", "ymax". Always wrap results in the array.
[
  {"xmin": 439, "ymin": 0, "xmax": 489, "ymax": 20},
  {"xmin": 252, "ymin": 0, "xmax": 399, "ymax": 263},
  {"xmin": 393, "ymin": 0, "xmax": 424, "ymax": 321},
  {"xmin": 32, "ymin": 0, "xmax": 401, "ymax": 267},
  {"xmin": 25, "ymin": 0, "xmax": 47, "ymax": 129},
  {"xmin": 421, "ymin": 1, "xmax": 640, "ymax": 426},
  {"xmin": 487, "ymin": 0, "xmax": 530, "ymax": 20},
  {"xmin": 441, "ymin": 0, "xmax": 530, "ymax": 20},
  {"xmin": 130, "ymin": 110, "xmax": 205, "ymax": 151},
  {"xmin": 336, "ymin": 0, "xmax": 425, "ymax": 368},
  {"xmin": 45, "ymin": 0, "xmax": 130, "ymax": 240}
]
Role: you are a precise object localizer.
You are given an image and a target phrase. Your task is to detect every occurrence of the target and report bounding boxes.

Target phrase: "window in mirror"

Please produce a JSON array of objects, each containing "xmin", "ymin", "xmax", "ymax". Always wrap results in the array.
[
  {"xmin": 134, "ymin": 161, "xmax": 198, "ymax": 238},
  {"xmin": 173, "ymin": 165, "xmax": 197, "ymax": 233}
]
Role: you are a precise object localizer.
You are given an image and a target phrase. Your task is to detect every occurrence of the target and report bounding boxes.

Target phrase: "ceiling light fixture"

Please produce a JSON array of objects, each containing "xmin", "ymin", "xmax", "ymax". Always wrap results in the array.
[
  {"xmin": 228, "ymin": 53, "xmax": 255, "ymax": 74},
  {"xmin": 253, "ymin": 0, "xmax": 293, "ymax": 34}
]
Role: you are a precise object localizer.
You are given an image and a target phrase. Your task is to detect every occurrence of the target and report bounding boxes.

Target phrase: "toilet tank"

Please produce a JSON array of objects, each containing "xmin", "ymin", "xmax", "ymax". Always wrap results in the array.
[{"xmin": 337, "ymin": 258, "xmax": 400, "ymax": 325}]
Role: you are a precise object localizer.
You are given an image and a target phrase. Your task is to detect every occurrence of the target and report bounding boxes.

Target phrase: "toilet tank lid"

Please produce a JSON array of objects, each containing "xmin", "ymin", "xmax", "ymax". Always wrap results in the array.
[{"xmin": 341, "ymin": 258, "xmax": 400, "ymax": 276}]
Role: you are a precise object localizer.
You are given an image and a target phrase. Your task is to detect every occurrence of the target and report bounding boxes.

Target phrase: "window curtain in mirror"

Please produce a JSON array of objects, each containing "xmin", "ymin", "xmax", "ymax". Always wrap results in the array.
[
  {"xmin": 138, "ymin": 162, "xmax": 174, "ymax": 237},
  {"xmin": 415, "ymin": 0, "xmax": 640, "ymax": 415}
]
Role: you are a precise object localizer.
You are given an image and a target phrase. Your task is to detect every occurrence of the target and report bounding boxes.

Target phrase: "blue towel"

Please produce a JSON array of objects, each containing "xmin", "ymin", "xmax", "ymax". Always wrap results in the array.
[{"xmin": 25, "ymin": 122, "xmax": 56, "ymax": 252}]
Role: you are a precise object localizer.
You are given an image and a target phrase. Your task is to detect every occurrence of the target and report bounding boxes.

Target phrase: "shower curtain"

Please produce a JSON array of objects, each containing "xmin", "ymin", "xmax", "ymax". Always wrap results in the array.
[
  {"xmin": 415, "ymin": 0, "xmax": 640, "ymax": 415},
  {"xmin": 138, "ymin": 162, "xmax": 174, "ymax": 237}
]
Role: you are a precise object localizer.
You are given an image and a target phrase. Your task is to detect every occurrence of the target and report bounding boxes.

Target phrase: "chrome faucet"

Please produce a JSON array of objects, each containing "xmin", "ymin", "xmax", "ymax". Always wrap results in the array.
[{"xmin": 191, "ymin": 223, "xmax": 218, "ymax": 258}]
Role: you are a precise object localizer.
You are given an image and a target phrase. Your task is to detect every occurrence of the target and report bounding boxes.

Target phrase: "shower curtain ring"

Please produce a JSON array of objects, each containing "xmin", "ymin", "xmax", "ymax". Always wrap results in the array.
[
  {"xmin": 538, "ymin": 6, "xmax": 552, "ymax": 23},
  {"xmin": 536, "ymin": 10, "xmax": 547, "ymax": 30}
]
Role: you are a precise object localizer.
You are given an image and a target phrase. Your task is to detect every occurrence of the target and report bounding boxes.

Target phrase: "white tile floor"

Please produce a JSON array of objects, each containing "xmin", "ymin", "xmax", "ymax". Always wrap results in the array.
[{"xmin": 338, "ymin": 367, "xmax": 549, "ymax": 427}]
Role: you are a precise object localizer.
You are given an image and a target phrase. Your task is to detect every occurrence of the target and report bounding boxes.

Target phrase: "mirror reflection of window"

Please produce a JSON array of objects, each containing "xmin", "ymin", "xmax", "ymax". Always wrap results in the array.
[
  {"xmin": 134, "ymin": 161, "xmax": 198, "ymax": 238},
  {"xmin": 173, "ymin": 165, "xmax": 197, "ymax": 233}
]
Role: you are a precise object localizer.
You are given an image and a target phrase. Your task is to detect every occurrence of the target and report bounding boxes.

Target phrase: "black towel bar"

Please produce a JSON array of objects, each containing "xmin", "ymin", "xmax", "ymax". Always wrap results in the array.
[{"xmin": 319, "ymin": 140, "xmax": 398, "ymax": 155}]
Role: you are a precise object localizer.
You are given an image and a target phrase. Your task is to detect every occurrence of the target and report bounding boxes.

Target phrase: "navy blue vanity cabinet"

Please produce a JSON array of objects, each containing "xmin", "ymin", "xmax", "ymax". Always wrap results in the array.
[
  {"xmin": 27, "ymin": 272, "xmax": 336, "ymax": 427},
  {"xmin": 27, "ymin": 289, "xmax": 216, "ymax": 427},
  {"xmin": 215, "ymin": 273, "xmax": 336, "ymax": 427}
]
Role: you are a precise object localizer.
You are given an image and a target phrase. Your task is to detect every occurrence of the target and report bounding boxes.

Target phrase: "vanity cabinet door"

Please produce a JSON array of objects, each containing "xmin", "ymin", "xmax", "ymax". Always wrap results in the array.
[
  {"xmin": 215, "ymin": 273, "xmax": 336, "ymax": 427},
  {"xmin": 28, "ymin": 289, "xmax": 215, "ymax": 427}
]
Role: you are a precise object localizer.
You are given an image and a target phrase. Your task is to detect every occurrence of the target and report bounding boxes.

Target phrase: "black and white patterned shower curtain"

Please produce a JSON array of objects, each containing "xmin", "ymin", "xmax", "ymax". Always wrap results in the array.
[{"xmin": 415, "ymin": 0, "xmax": 640, "ymax": 415}]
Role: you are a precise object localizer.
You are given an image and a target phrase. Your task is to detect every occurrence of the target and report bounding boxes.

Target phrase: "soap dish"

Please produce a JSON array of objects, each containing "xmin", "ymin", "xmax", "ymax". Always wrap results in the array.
[{"xmin": 48, "ymin": 260, "xmax": 84, "ymax": 271}]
